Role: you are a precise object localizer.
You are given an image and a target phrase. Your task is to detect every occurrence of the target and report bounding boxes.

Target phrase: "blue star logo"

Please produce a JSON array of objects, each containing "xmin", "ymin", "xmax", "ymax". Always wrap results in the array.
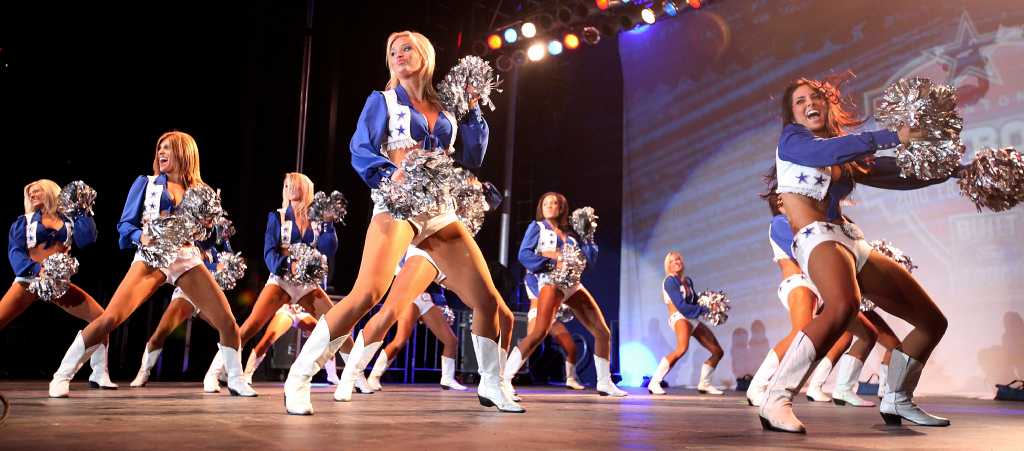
[
  {"xmin": 823, "ymin": 224, "xmax": 835, "ymax": 232},
  {"xmin": 797, "ymin": 173, "xmax": 808, "ymax": 184},
  {"xmin": 397, "ymin": 111, "xmax": 406, "ymax": 119},
  {"xmin": 928, "ymin": 12, "xmax": 999, "ymax": 85},
  {"xmin": 814, "ymin": 175, "xmax": 826, "ymax": 186},
  {"xmin": 802, "ymin": 227, "xmax": 814, "ymax": 237},
  {"xmin": 397, "ymin": 125, "xmax": 406, "ymax": 136}
]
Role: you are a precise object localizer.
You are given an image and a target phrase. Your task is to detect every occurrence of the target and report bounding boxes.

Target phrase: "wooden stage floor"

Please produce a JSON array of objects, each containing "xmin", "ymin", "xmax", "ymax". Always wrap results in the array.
[{"xmin": 0, "ymin": 381, "xmax": 1020, "ymax": 450}]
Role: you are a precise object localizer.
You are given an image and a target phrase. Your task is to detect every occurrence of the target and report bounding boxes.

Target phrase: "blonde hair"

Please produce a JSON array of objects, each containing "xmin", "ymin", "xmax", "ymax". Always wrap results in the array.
[
  {"xmin": 153, "ymin": 131, "xmax": 204, "ymax": 188},
  {"xmin": 385, "ymin": 31, "xmax": 442, "ymax": 110},
  {"xmin": 281, "ymin": 172, "xmax": 314, "ymax": 218},
  {"xmin": 24, "ymin": 179, "xmax": 61, "ymax": 215},
  {"xmin": 664, "ymin": 251, "xmax": 683, "ymax": 276}
]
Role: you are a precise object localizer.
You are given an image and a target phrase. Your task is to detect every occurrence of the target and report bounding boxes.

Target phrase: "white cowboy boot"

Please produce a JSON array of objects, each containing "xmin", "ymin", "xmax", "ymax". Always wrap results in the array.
[
  {"xmin": 758, "ymin": 332, "xmax": 818, "ymax": 433},
  {"xmin": 879, "ymin": 350, "xmax": 949, "ymax": 426},
  {"xmin": 130, "ymin": 345, "xmax": 162, "ymax": 388},
  {"xmin": 203, "ymin": 350, "xmax": 225, "ymax": 393},
  {"xmin": 831, "ymin": 354, "xmax": 875, "ymax": 407},
  {"xmin": 284, "ymin": 317, "xmax": 348, "ymax": 415},
  {"xmin": 502, "ymin": 347, "xmax": 523, "ymax": 402},
  {"xmin": 440, "ymin": 356, "xmax": 467, "ymax": 390},
  {"xmin": 696, "ymin": 363, "xmax": 723, "ymax": 395},
  {"xmin": 805, "ymin": 357, "xmax": 833, "ymax": 402},
  {"xmin": 323, "ymin": 356, "xmax": 340, "ymax": 385},
  {"xmin": 877, "ymin": 363, "xmax": 888, "ymax": 399},
  {"xmin": 746, "ymin": 351, "xmax": 779, "ymax": 406},
  {"xmin": 242, "ymin": 350, "xmax": 265, "ymax": 386},
  {"xmin": 334, "ymin": 332, "xmax": 380, "ymax": 401},
  {"xmin": 219, "ymin": 344, "xmax": 257, "ymax": 397},
  {"xmin": 474, "ymin": 334, "xmax": 525, "ymax": 413},
  {"xmin": 367, "ymin": 351, "xmax": 389, "ymax": 391},
  {"xmin": 565, "ymin": 361, "xmax": 585, "ymax": 390},
  {"xmin": 595, "ymin": 356, "xmax": 627, "ymax": 397},
  {"xmin": 352, "ymin": 343, "xmax": 377, "ymax": 394},
  {"xmin": 87, "ymin": 343, "xmax": 119, "ymax": 389},
  {"xmin": 647, "ymin": 357, "xmax": 671, "ymax": 395},
  {"xmin": 49, "ymin": 331, "xmax": 100, "ymax": 398}
]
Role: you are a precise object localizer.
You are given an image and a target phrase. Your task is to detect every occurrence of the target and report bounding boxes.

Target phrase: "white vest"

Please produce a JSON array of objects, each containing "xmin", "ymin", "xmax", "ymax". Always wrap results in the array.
[
  {"xmin": 278, "ymin": 208, "xmax": 319, "ymax": 248},
  {"xmin": 380, "ymin": 89, "xmax": 458, "ymax": 153},
  {"xmin": 24, "ymin": 213, "xmax": 73, "ymax": 249},
  {"xmin": 143, "ymin": 175, "xmax": 164, "ymax": 221},
  {"xmin": 535, "ymin": 221, "xmax": 559, "ymax": 254},
  {"xmin": 775, "ymin": 147, "xmax": 831, "ymax": 201}
]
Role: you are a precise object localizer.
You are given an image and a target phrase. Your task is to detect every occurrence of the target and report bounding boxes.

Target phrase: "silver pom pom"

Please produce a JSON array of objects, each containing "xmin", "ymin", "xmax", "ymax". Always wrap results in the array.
[
  {"xmin": 555, "ymin": 304, "xmax": 575, "ymax": 323},
  {"xmin": 309, "ymin": 190, "xmax": 349, "ymax": 225},
  {"xmin": 958, "ymin": 146, "xmax": 1024, "ymax": 212},
  {"xmin": 875, "ymin": 78, "xmax": 965, "ymax": 180},
  {"xmin": 178, "ymin": 185, "xmax": 224, "ymax": 226},
  {"xmin": 860, "ymin": 297, "xmax": 877, "ymax": 312},
  {"xmin": 548, "ymin": 243, "xmax": 588, "ymax": 289},
  {"xmin": 213, "ymin": 252, "xmax": 247, "ymax": 291},
  {"xmin": 440, "ymin": 305, "xmax": 455, "ymax": 326},
  {"xmin": 571, "ymin": 207, "xmax": 599, "ymax": 243},
  {"xmin": 285, "ymin": 243, "xmax": 328, "ymax": 287},
  {"xmin": 371, "ymin": 150, "xmax": 457, "ymax": 220},
  {"xmin": 58, "ymin": 181, "xmax": 97, "ymax": 218},
  {"xmin": 28, "ymin": 253, "xmax": 80, "ymax": 301},
  {"xmin": 137, "ymin": 215, "xmax": 204, "ymax": 268},
  {"xmin": 869, "ymin": 240, "xmax": 917, "ymax": 273},
  {"xmin": 214, "ymin": 216, "xmax": 236, "ymax": 243},
  {"xmin": 437, "ymin": 55, "xmax": 501, "ymax": 121},
  {"xmin": 697, "ymin": 290, "xmax": 731, "ymax": 326},
  {"xmin": 451, "ymin": 168, "xmax": 488, "ymax": 236}
]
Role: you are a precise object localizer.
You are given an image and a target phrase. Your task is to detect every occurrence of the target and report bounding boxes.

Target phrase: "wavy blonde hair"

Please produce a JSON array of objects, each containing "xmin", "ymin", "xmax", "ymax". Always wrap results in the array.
[
  {"xmin": 153, "ymin": 131, "xmax": 204, "ymax": 188},
  {"xmin": 281, "ymin": 172, "xmax": 314, "ymax": 218},
  {"xmin": 24, "ymin": 179, "xmax": 61, "ymax": 215},
  {"xmin": 664, "ymin": 251, "xmax": 684, "ymax": 277},
  {"xmin": 385, "ymin": 31, "xmax": 442, "ymax": 110}
]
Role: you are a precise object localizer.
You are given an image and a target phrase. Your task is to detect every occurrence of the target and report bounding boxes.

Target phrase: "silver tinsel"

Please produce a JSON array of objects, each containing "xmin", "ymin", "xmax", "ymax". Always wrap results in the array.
[
  {"xmin": 451, "ymin": 168, "xmax": 488, "ymax": 235},
  {"xmin": 958, "ymin": 146, "xmax": 1024, "ymax": 212},
  {"xmin": 869, "ymin": 240, "xmax": 917, "ymax": 273},
  {"xmin": 285, "ymin": 243, "xmax": 328, "ymax": 287},
  {"xmin": 437, "ymin": 55, "xmax": 501, "ymax": 121},
  {"xmin": 371, "ymin": 150, "xmax": 457, "ymax": 220},
  {"xmin": 860, "ymin": 297, "xmax": 877, "ymax": 312},
  {"xmin": 548, "ymin": 243, "xmax": 588, "ymax": 289},
  {"xmin": 875, "ymin": 78, "xmax": 965, "ymax": 180},
  {"xmin": 214, "ymin": 216, "xmax": 236, "ymax": 242},
  {"xmin": 697, "ymin": 290, "xmax": 731, "ymax": 326},
  {"xmin": 137, "ymin": 215, "xmax": 205, "ymax": 268},
  {"xmin": 309, "ymin": 190, "xmax": 349, "ymax": 225},
  {"xmin": 28, "ymin": 253, "xmax": 80, "ymax": 301},
  {"xmin": 179, "ymin": 185, "xmax": 224, "ymax": 226},
  {"xmin": 555, "ymin": 304, "xmax": 575, "ymax": 323},
  {"xmin": 57, "ymin": 181, "xmax": 97, "ymax": 218},
  {"xmin": 213, "ymin": 252, "xmax": 247, "ymax": 291},
  {"xmin": 440, "ymin": 305, "xmax": 455, "ymax": 326},
  {"xmin": 571, "ymin": 207, "xmax": 599, "ymax": 243}
]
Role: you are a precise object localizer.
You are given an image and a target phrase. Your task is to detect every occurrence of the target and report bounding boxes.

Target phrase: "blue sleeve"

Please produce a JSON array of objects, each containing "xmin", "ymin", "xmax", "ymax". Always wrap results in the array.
[
  {"xmin": 204, "ymin": 246, "xmax": 220, "ymax": 272},
  {"xmin": 664, "ymin": 276, "xmax": 705, "ymax": 319},
  {"xmin": 518, "ymin": 222, "xmax": 555, "ymax": 273},
  {"xmin": 116, "ymin": 176, "xmax": 150, "ymax": 249},
  {"xmin": 452, "ymin": 107, "xmax": 488, "ymax": 169},
  {"xmin": 427, "ymin": 283, "xmax": 446, "ymax": 305},
  {"xmin": 482, "ymin": 181, "xmax": 502, "ymax": 211},
  {"xmin": 8, "ymin": 218, "xmax": 41, "ymax": 277},
  {"xmin": 770, "ymin": 215, "xmax": 796, "ymax": 261},
  {"xmin": 855, "ymin": 156, "xmax": 952, "ymax": 190},
  {"xmin": 350, "ymin": 92, "xmax": 398, "ymax": 189},
  {"xmin": 71, "ymin": 214, "xmax": 97, "ymax": 249},
  {"xmin": 264, "ymin": 212, "xmax": 288, "ymax": 276},
  {"xmin": 778, "ymin": 124, "xmax": 900, "ymax": 168},
  {"xmin": 580, "ymin": 239, "xmax": 599, "ymax": 269},
  {"xmin": 316, "ymin": 222, "xmax": 339, "ymax": 259}
]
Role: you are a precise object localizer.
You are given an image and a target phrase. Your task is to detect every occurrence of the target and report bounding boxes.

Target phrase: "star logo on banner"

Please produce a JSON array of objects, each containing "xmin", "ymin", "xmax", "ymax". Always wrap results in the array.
[{"xmin": 928, "ymin": 12, "xmax": 1001, "ymax": 85}]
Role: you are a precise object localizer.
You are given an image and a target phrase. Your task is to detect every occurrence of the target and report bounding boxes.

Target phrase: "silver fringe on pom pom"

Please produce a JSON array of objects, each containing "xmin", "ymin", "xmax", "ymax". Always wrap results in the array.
[
  {"xmin": 437, "ymin": 55, "xmax": 501, "ymax": 121},
  {"xmin": 555, "ymin": 304, "xmax": 575, "ymax": 323},
  {"xmin": 548, "ymin": 243, "xmax": 588, "ymax": 289},
  {"xmin": 860, "ymin": 297, "xmax": 877, "ymax": 312},
  {"xmin": 371, "ymin": 150, "xmax": 457, "ymax": 220},
  {"xmin": 27, "ymin": 253, "xmax": 80, "ymax": 301},
  {"xmin": 58, "ymin": 181, "xmax": 97, "ymax": 218},
  {"xmin": 179, "ymin": 185, "xmax": 224, "ymax": 226},
  {"xmin": 869, "ymin": 239, "xmax": 917, "ymax": 273},
  {"xmin": 138, "ymin": 216, "xmax": 204, "ymax": 268},
  {"xmin": 309, "ymin": 190, "xmax": 349, "ymax": 225},
  {"xmin": 571, "ymin": 207, "xmax": 599, "ymax": 243},
  {"xmin": 214, "ymin": 252, "xmax": 247, "ymax": 291},
  {"xmin": 440, "ymin": 305, "xmax": 455, "ymax": 326},
  {"xmin": 958, "ymin": 146, "xmax": 1024, "ymax": 212},
  {"xmin": 451, "ymin": 168, "xmax": 488, "ymax": 235},
  {"xmin": 697, "ymin": 290, "xmax": 731, "ymax": 326},
  {"xmin": 875, "ymin": 78, "xmax": 965, "ymax": 180},
  {"xmin": 214, "ymin": 216, "xmax": 236, "ymax": 243},
  {"xmin": 285, "ymin": 243, "xmax": 328, "ymax": 287}
]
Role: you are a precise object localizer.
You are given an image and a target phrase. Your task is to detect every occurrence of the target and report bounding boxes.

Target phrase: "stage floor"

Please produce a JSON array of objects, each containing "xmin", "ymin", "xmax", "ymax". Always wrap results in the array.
[{"xmin": 0, "ymin": 381, "xmax": 1020, "ymax": 450}]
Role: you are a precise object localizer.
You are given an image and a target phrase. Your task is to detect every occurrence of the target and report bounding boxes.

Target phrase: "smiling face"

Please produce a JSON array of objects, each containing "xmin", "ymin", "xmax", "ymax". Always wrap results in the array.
[
  {"xmin": 541, "ymin": 194, "xmax": 562, "ymax": 220},
  {"xmin": 389, "ymin": 35, "xmax": 423, "ymax": 80},
  {"xmin": 27, "ymin": 183, "xmax": 45, "ymax": 210},
  {"xmin": 156, "ymin": 138, "xmax": 178, "ymax": 174},
  {"xmin": 667, "ymin": 253, "xmax": 685, "ymax": 275},
  {"xmin": 790, "ymin": 84, "xmax": 828, "ymax": 134}
]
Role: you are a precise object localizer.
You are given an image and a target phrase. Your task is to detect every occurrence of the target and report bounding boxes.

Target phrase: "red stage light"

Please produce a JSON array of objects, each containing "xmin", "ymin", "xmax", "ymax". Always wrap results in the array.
[
  {"xmin": 595, "ymin": 0, "xmax": 611, "ymax": 11},
  {"xmin": 687, "ymin": 0, "xmax": 702, "ymax": 8},
  {"xmin": 487, "ymin": 34, "xmax": 503, "ymax": 50},
  {"xmin": 564, "ymin": 33, "xmax": 580, "ymax": 50}
]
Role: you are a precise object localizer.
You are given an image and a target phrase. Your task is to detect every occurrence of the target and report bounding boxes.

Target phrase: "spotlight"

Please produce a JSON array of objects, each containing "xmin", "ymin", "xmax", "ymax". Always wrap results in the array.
[
  {"xmin": 548, "ymin": 40, "xmax": 563, "ymax": 56},
  {"xmin": 564, "ymin": 33, "xmax": 581, "ymax": 49},
  {"xmin": 687, "ymin": 0, "xmax": 701, "ymax": 8},
  {"xmin": 487, "ymin": 34, "xmax": 503, "ymax": 50},
  {"xmin": 595, "ymin": 0, "xmax": 611, "ymax": 10},
  {"xmin": 527, "ymin": 42, "xmax": 546, "ymax": 61},
  {"xmin": 521, "ymin": 22, "xmax": 537, "ymax": 38},
  {"xmin": 641, "ymin": 8, "xmax": 656, "ymax": 24},
  {"xmin": 504, "ymin": 28, "xmax": 518, "ymax": 44},
  {"xmin": 496, "ymin": 54, "xmax": 514, "ymax": 72},
  {"xmin": 582, "ymin": 26, "xmax": 601, "ymax": 45},
  {"xmin": 664, "ymin": 1, "xmax": 679, "ymax": 16}
]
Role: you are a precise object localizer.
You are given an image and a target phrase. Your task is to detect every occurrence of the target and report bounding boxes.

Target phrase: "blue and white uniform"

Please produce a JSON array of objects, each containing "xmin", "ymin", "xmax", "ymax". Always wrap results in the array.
[
  {"xmin": 8, "ymin": 210, "xmax": 96, "ymax": 288},
  {"xmin": 518, "ymin": 220, "xmax": 598, "ymax": 299},
  {"xmin": 120, "ymin": 174, "xmax": 206, "ymax": 285},
  {"xmin": 263, "ymin": 204, "xmax": 338, "ymax": 303},
  {"xmin": 770, "ymin": 214, "xmax": 822, "ymax": 313},
  {"xmin": 351, "ymin": 84, "xmax": 488, "ymax": 245},
  {"xmin": 662, "ymin": 275, "xmax": 708, "ymax": 329},
  {"xmin": 171, "ymin": 229, "xmax": 234, "ymax": 316}
]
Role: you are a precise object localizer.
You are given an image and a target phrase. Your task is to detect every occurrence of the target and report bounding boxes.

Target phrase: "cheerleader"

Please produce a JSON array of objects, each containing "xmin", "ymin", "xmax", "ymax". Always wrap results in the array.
[
  {"xmin": 760, "ymin": 78, "xmax": 948, "ymax": 432},
  {"xmin": 1, "ymin": 180, "xmax": 116, "ymax": 389},
  {"xmin": 646, "ymin": 251, "xmax": 725, "ymax": 395},
  {"xmin": 48, "ymin": 131, "xmax": 256, "ymax": 398},
  {"xmin": 240, "ymin": 303, "xmax": 329, "ymax": 385},
  {"xmin": 503, "ymin": 192, "xmax": 627, "ymax": 397},
  {"xmin": 284, "ymin": 31, "xmax": 522, "ymax": 414},
  {"xmin": 201, "ymin": 172, "xmax": 341, "ymax": 393}
]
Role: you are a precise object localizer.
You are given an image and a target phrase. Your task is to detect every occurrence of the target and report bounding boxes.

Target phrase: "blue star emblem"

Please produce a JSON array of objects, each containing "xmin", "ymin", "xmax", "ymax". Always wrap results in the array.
[
  {"xmin": 823, "ymin": 224, "xmax": 835, "ymax": 232},
  {"xmin": 814, "ymin": 175, "xmax": 826, "ymax": 186},
  {"xmin": 797, "ymin": 173, "xmax": 809, "ymax": 184},
  {"xmin": 802, "ymin": 227, "xmax": 814, "ymax": 237},
  {"xmin": 928, "ymin": 12, "xmax": 998, "ymax": 85},
  {"xmin": 397, "ymin": 125, "xmax": 406, "ymax": 136},
  {"xmin": 397, "ymin": 111, "xmax": 406, "ymax": 119}
]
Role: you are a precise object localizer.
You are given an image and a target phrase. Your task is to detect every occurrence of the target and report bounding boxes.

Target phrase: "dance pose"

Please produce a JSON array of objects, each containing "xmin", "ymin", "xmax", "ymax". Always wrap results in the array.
[
  {"xmin": 48, "ymin": 131, "xmax": 256, "ymax": 398},
  {"xmin": 759, "ymin": 78, "xmax": 948, "ymax": 432},
  {"xmin": 2, "ymin": 180, "xmax": 116, "ymax": 390},
  {"xmin": 504, "ymin": 192, "xmax": 627, "ymax": 397},
  {"xmin": 524, "ymin": 294, "xmax": 584, "ymax": 390},
  {"xmin": 202, "ymin": 172, "xmax": 342, "ymax": 393},
  {"xmin": 647, "ymin": 251, "xmax": 725, "ymax": 395},
  {"xmin": 284, "ymin": 30, "xmax": 523, "ymax": 414}
]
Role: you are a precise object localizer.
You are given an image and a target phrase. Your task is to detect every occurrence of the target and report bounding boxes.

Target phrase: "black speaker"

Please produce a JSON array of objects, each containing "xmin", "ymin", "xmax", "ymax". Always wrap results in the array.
[
  {"xmin": 270, "ymin": 327, "xmax": 302, "ymax": 369},
  {"xmin": 458, "ymin": 310, "xmax": 529, "ymax": 373}
]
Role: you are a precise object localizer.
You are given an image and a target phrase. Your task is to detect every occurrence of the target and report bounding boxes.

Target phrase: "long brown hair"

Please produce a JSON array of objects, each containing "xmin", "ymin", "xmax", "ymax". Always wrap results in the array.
[
  {"xmin": 759, "ymin": 165, "xmax": 782, "ymax": 216},
  {"xmin": 153, "ymin": 131, "xmax": 204, "ymax": 188},
  {"xmin": 780, "ymin": 74, "xmax": 867, "ymax": 180},
  {"xmin": 535, "ymin": 192, "xmax": 570, "ymax": 232}
]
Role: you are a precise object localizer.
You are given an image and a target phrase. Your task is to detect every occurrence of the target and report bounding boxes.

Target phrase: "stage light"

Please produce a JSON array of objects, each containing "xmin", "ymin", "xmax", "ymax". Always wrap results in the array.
[
  {"xmin": 487, "ymin": 34, "xmax": 503, "ymax": 50},
  {"xmin": 521, "ymin": 22, "xmax": 537, "ymax": 38},
  {"xmin": 595, "ymin": 0, "xmax": 610, "ymax": 10},
  {"xmin": 582, "ymin": 26, "xmax": 601, "ymax": 45},
  {"xmin": 548, "ymin": 40, "xmax": 563, "ymax": 56},
  {"xmin": 687, "ymin": 0, "xmax": 701, "ymax": 8},
  {"xmin": 504, "ymin": 28, "xmax": 518, "ymax": 44},
  {"xmin": 564, "ymin": 33, "xmax": 580, "ymax": 49},
  {"xmin": 527, "ymin": 42, "xmax": 546, "ymax": 61},
  {"xmin": 641, "ymin": 8, "xmax": 656, "ymax": 24},
  {"xmin": 664, "ymin": 1, "xmax": 679, "ymax": 16}
]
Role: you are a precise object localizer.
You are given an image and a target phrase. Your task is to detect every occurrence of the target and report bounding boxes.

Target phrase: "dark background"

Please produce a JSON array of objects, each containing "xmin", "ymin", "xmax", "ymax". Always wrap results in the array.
[{"xmin": 0, "ymin": 1, "xmax": 624, "ymax": 382}]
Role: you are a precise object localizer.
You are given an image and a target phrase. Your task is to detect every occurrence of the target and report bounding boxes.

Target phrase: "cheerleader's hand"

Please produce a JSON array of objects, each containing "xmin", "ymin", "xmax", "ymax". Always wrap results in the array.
[
  {"xmin": 139, "ymin": 233, "xmax": 152, "ymax": 246},
  {"xmin": 391, "ymin": 167, "xmax": 406, "ymax": 184},
  {"xmin": 897, "ymin": 125, "xmax": 928, "ymax": 145},
  {"xmin": 466, "ymin": 85, "xmax": 480, "ymax": 109}
]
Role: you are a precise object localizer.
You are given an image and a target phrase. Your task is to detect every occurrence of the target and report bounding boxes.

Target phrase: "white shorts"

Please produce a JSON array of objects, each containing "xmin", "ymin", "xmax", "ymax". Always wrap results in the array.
[
  {"xmin": 171, "ymin": 287, "xmax": 201, "ymax": 318},
  {"xmin": 669, "ymin": 311, "xmax": 701, "ymax": 330},
  {"xmin": 778, "ymin": 274, "xmax": 823, "ymax": 315},
  {"xmin": 537, "ymin": 273, "xmax": 582, "ymax": 299},
  {"xmin": 275, "ymin": 303, "xmax": 313, "ymax": 328},
  {"xmin": 791, "ymin": 221, "xmax": 873, "ymax": 278},
  {"xmin": 373, "ymin": 201, "xmax": 459, "ymax": 246},
  {"xmin": 267, "ymin": 274, "xmax": 317, "ymax": 304},
  {"xmin": 527, "ymin": 307, "xmax": 537, "ymax": 321},
  {"xmin": 14, "ymin": 276, "xmax": 34, "ymax": 286},
  {"xmin": 401, "ymin": 246, "xmax": 447, "ymax": 284},
  {"xmin": 133, "ymin": 245, "xmax": 204, "ymax": 286},
  {"xmin": 412, "ymin": 293, "xmax": 436, "ymax": 317}
]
